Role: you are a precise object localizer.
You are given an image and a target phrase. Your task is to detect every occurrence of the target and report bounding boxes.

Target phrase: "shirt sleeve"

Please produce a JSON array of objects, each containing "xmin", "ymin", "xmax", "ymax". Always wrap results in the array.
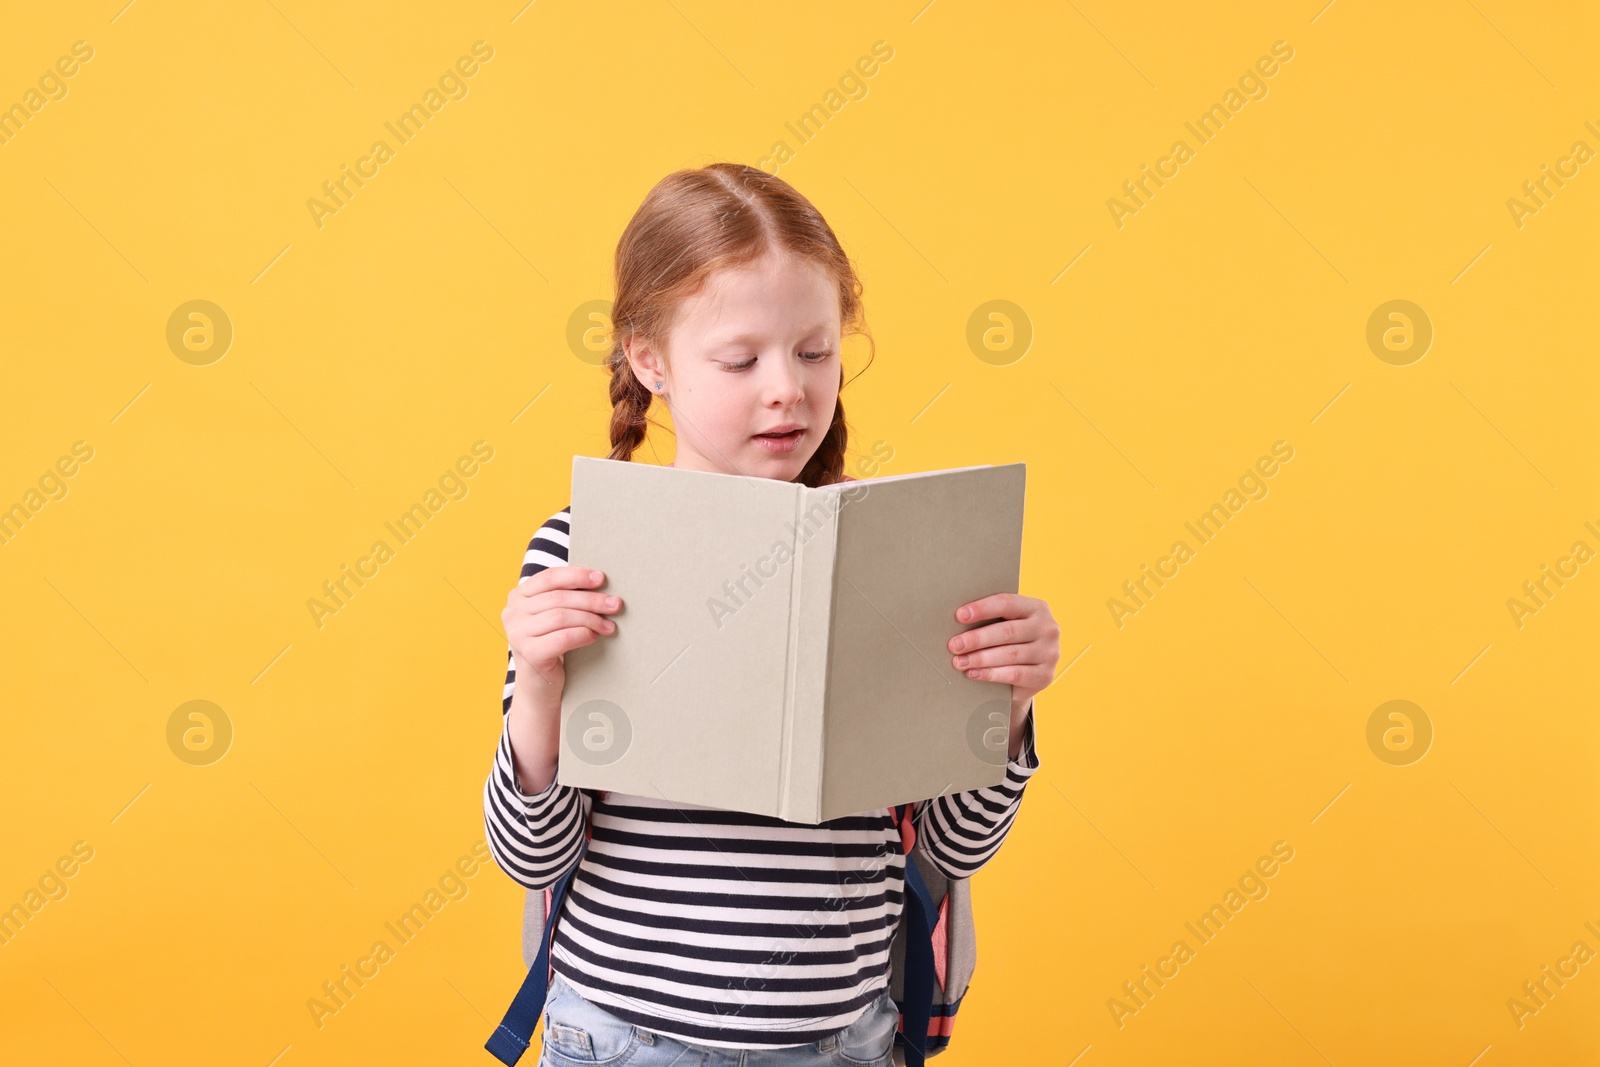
[
  {"xmin": 912, "ymin": 700, "xmax": 1041, "ymax": 879},
  {"xmin": 481, "ymin": 507, "xmax": 593, "ymax": 891}
]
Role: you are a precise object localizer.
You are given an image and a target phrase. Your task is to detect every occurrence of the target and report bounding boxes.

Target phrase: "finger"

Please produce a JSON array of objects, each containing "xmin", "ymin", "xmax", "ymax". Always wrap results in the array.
[
  {"xmin": 959, "ymin": 662, "xmax": 1049, "ymax": 686},
  {"xmin": 544, "ymin": 624, "xmax": 603, "ymax": 651},
  {"xmin": 951, "ymin": 643, "xmax": 1031, "ymax": 672},
  {"xmin": 524, "ymin": 588, "xmax": 623, "ymax": 616},
  {"xmin": 953, "ymin": 592, "xmax": 1027, "ymax": 624},
  {"xmin": 518, "ymin": 607, "xmax": 615, "ymax": 639},
  {"xmin": 516, "ymin": 565, "xmax": 606, "ymax": 596},
  {"xmin": 948, "ymin": 616, "xmax": 1037, "ymax": 654},
  {"xmin": 520, "ymin": 625, "xmax": 603, "ymax": 671}
]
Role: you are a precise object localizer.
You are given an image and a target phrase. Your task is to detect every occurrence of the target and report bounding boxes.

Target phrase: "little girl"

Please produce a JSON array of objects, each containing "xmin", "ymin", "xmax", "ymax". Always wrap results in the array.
[{"xmin": 483, "ymin": 163, "xmax": 1060, "ymax": 1067}]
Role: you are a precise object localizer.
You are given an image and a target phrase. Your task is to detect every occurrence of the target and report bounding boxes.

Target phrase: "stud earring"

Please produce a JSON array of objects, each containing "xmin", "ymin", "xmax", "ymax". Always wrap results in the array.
[{"xmin": 654, "ymin": 381, "xmax": 663, "ymax": 391}]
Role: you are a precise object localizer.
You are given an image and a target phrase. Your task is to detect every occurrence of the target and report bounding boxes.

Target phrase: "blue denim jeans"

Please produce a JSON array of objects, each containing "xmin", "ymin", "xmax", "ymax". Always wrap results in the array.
[{"xmin": 537, "ymin": 973, "xmax": 900, "ymax": 1067}]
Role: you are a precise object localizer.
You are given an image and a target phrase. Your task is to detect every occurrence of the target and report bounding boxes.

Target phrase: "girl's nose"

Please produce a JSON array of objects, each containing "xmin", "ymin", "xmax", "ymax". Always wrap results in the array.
[{"xmin": 764, "ymin": 357, "xmax": 805, "ymax": 405}]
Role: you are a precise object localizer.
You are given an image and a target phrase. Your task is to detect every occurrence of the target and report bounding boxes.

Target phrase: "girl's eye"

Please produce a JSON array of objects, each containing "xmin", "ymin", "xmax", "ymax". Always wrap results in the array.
[{"xmin": 716, "ymin": 350, "xmax": 832, "ymax": 371}]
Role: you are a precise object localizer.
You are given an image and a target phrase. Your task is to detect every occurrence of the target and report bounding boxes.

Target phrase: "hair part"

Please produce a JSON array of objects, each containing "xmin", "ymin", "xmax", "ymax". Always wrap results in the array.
[{"xmin": 604, "ymin": 162, "xmax": 875, "ymax": 487}]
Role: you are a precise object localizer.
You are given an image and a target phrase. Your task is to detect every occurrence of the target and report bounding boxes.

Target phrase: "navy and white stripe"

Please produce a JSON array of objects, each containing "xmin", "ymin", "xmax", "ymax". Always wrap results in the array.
[{"xmin": 483, "ymin": 506, "xmax": 1040, "ymax": 1049}]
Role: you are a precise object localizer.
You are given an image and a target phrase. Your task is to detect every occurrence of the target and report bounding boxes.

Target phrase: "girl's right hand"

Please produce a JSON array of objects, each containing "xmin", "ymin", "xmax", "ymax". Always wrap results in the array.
[{"xmin": 502, "ymin": 565, "xmax": 622, "ymax": 701}]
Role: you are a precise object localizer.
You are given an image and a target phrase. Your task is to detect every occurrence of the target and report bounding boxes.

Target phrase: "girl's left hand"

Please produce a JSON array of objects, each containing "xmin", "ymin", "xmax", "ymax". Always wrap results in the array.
[{"xmin": 948, "ymin": 593, "xmax": 1061, "ymax": 715}]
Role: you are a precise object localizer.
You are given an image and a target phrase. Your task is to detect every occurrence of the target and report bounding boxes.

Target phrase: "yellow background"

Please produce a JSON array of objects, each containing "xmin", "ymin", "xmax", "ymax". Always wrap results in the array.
[{"xmin": 1, "ymin": 1, "xmax": 1596, "ymax": 1064}]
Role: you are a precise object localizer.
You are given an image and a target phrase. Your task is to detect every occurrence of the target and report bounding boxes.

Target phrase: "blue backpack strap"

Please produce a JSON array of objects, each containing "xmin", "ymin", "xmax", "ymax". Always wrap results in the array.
[
  {"xmin": 894, "ymin": 803, "xmax": 938, "ymax": 1067},
  {"xmin": 484, "ymin": 836, "xmax": 589, "ymax": 1065}
]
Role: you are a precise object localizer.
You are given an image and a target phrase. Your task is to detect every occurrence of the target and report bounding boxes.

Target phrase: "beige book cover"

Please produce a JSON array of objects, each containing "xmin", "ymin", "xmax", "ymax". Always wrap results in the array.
[{"xmin": 555, "ymin": 455, "xmax": 1028, "ymax": 824}]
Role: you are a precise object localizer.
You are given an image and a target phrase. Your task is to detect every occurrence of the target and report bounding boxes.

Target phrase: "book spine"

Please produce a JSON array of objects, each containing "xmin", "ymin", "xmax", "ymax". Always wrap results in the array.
[
  {"xmin": 776, "ymin": 488, "xmax": 839, "ymax": 822},
  {"xmin": 775, "ymin": 485, "xmax": 806, "ymax": 819}
]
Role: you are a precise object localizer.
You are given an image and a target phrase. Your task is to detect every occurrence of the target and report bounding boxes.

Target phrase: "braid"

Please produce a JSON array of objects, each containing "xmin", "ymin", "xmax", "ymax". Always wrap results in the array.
[{"xmin": 605, "ymin": 341, "xmax": 656, "ymax": 462}]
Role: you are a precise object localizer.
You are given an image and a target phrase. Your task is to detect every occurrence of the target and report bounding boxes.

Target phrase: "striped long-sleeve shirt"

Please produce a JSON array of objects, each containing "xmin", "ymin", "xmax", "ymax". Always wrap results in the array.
[{"xmin": 482, "ymin": 505, "xmax": 1041, "ymax": 1049}]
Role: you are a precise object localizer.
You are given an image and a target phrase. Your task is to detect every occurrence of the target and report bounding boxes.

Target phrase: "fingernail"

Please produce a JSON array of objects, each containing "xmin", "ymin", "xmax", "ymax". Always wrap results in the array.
[
  {"xmin": 590, "ymin": 570, "xmax": 602, "ymax": 582},
  {"xmin": 958, "ymin": 607, "xmax": 971, "ymax": 621},
  {"xmin": 606, "ymin": 597, "xmax": 620, "ymax": 608}
]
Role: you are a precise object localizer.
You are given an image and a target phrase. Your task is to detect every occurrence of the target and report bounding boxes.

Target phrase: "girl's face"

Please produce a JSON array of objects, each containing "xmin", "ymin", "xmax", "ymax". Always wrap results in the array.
[{"xmin": 626, "ymin": 251, "xmax": 842, "ymax": 483}]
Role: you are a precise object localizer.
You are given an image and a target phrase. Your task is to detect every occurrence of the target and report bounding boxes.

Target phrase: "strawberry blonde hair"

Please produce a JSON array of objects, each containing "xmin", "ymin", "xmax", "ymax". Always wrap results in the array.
[{"xmin": 604, "ymin": 163, "xmax": 875, "ymax": 488}]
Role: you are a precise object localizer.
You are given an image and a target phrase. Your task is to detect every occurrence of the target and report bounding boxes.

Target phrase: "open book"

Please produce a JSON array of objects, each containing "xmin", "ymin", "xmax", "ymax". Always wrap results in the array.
[{"xmin": 555, "ymin": 456, "xmax": 1028, "ymax": 823}]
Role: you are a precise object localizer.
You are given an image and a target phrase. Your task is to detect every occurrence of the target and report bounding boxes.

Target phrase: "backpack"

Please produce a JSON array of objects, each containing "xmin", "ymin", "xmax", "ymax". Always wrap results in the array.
[
  {"xmin": 483, "ymin": 799, "xmax": 976, "ymax": 1067},
  {"xmin": 888, "ymin": 806, "xmax": 977, "ymax": 1064}
]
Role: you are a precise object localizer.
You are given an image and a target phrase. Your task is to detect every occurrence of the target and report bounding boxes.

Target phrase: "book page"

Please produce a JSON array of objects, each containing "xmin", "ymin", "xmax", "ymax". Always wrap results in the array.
[{"xmin": 816, "ymin": 462, "xmax": 1026, "ymax": 819}]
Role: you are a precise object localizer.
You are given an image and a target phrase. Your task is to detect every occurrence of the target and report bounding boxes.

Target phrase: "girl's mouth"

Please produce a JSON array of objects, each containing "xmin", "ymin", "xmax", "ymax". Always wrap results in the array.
[{"xmin": 753, "ymin": 428, "xmax": 805, "ymax": 453}]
